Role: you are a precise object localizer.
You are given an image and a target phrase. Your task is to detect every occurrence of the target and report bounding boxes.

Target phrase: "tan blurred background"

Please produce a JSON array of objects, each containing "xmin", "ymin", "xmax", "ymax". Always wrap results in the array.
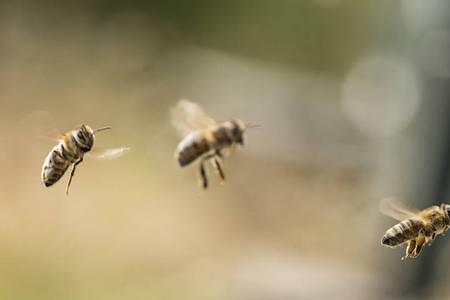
[{"xmin": 1, "ymin": 1, "xmax": 450, "ymax": 299}]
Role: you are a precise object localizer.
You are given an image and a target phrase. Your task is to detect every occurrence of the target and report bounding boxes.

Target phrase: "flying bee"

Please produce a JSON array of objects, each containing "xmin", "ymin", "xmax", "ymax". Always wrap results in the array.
[
  {"xmin": 380, "ymin": 198, "xmax": 450, "ymax": 260},
  {"xmin": 41, "ymin": 124, "xmax": 130, "ymax": 195},
  {"xmin": 171, "ymin": 99, "xmax": 257, "ymax": 189}
]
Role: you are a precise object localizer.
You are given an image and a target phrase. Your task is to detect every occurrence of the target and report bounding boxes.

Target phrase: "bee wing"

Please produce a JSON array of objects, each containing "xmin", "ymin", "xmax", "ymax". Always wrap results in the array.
[
  {"xmin": 88, "ymin": 147, "xmax": 131, "ymax": 160},
  {"xmin": 20, "ymin": 110, "xmax": 64, "ymax": 141},
  {"xmin": 171, "ymin": 99, "xmax": 217, "ymax": 137},
  {"xmin": 380, "ymin": 197, "xmax": 421, "ymax": 221}
]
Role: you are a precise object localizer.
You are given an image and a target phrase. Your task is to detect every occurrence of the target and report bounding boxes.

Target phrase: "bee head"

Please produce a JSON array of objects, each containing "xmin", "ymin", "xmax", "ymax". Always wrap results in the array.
[
  {"xmin": 442, "ymin": 204, "xmax": 450, "ymax": 224},
  {"xmin": 74, "ymin": 124, "xmax": 95, "ymax": 151},
  {"xmin": 229, "ymin": 119, "xmax": 246, "ymax": 146}
]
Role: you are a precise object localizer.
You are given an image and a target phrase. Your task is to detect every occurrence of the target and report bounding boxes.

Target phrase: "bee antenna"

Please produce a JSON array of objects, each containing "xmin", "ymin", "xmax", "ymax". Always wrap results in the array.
[
  {"xmin": 94, "ymin": 126, "xmax": 112, "ymax": 133},
  {"xmin": 246, "ymin": 123, "xmax": 262, "ymax": 129}
]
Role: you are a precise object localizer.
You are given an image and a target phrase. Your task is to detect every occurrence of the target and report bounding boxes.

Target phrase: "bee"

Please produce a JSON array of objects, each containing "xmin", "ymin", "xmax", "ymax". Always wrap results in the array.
[
  {"xmin": 380, "ymin": 198, "xmax": 450, "ymax": 260},
  {"xmin": 171, "ymin": 99, "xmax": 257, "ymax": 189},
  {"xmin": 41, "ymin": 124, "xmax": 130, "ymax": 195}
]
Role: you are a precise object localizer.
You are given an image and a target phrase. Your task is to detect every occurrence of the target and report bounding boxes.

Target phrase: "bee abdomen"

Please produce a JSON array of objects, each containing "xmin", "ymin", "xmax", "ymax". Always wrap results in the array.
[
  {"xmin": 176, "ymin": 132, "xmax": 211, "ymax": 167},
  {"xmin": 381, "ymin": 219, "xmax": 423, "ymax": 247},
  {"xmin": 42, "ymin": 162, "xmax": 71, "ymax": 187},
  {"xmin": 41, "ymin": 146, "xmax": 71, "ymax": 187}
]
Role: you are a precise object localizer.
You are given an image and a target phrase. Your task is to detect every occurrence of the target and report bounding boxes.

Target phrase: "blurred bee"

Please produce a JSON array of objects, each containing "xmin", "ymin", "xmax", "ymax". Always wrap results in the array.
[
  {"xmin": 41, "ymin": 124, "xmax": 130, "ymax": 195},
  {"xmin": 171, "ymin": 99, "xmax": 257, "ymax": 189},
  {"xmin": 380, "ymin": 198, "xmax": 450, "ymax": 260}
]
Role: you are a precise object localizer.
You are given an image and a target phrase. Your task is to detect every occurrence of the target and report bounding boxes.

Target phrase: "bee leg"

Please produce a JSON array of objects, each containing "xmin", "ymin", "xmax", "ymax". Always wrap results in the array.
[
  {"xmin": 423, "ymin": 226, "xmax": 436, "ymax": 246},
  {"xmin": 402, "ymin": 239, "xmax": 416, "ymax": 261},
  {"xmin": 212, "ymin": 156, "xmax": 225, "ymax": 184},
  {"xmin": 413, "ymin": 233, "xmax": 426, "ymax": 258},
  {"xmin": 198, "ymin": 160, "xmax": 208, "ymax": 189},
  {"xmin": 428, "ymin": 233, "xmax": 437, "ymax": 246},
  {"xmin": 215, "ymin": 150, "xmax": 224, "ymax": 158},
  {"xmin": 214, "ymin": 150, "xmax": 226, "ymax": 183},
  {"xmin": 198, "ymin": 153, "xmax": 222, "ymax": 189},
  {"xmin": 66, "ymin": 158, "xmax": 83, "ymax": 195}
]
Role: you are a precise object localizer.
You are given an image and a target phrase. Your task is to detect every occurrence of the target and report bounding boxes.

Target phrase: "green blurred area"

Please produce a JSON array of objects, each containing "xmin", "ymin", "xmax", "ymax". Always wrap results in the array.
[
  {"xmin": 2, "ymin": 0, "xmax": 400, "ymax": 74},
  {"xmin": 99, "ymin": 0, "xmax": 372, "ymax": 73}
]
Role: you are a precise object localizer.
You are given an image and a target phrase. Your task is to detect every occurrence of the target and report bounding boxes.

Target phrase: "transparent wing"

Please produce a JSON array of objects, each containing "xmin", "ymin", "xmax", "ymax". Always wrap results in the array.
[
  {"xmin": 88, "ymin": 147, "xmax": 131, "ymax": 160},
  {"xmin": 19, "ymin": 110, "xmax": 64, "ymax": 141},
  {"xmin": 380, "ymin": 197, "xmax": 420, "ymax": 221},
  {"xmin": 170, "ymin": 99, "xmax": 217, "ymax": 137}
]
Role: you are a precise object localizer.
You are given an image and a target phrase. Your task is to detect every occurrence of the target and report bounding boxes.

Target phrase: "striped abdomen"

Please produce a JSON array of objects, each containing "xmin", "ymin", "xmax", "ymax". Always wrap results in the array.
[
  {"xmin": 41, "ymin": 136, "xmax": 84, "ymax": 187},
  {"xmin": 176, "ymin": 131, "xmax": 212, "ymax": 167},
  {"xmin": 381, "ymin": 218, "xmax": 424, "ymax": 247}
]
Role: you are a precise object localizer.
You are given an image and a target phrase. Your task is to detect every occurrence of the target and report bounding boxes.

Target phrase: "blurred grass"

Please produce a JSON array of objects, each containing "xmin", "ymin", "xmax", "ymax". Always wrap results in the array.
[{"xmin": 1, "ymin": 0, "xmax": 394, "ymax": 74}]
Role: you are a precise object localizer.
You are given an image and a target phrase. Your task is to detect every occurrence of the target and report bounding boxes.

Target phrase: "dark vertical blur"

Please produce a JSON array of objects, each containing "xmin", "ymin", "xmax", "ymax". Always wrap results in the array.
[
  {"xmin": 408, "ymin": 80, "xmax": 450, "ymax": 298},
  {"xmin": 384, "ymin": 1, "xmax": 450, "ymax": 298}
]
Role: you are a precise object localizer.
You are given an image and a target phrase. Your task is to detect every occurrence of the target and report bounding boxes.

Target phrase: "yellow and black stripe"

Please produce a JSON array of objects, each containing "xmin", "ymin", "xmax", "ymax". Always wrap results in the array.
[{"xmin": 381, "ymin": 219, "xmax": 423, "ymax": 247}]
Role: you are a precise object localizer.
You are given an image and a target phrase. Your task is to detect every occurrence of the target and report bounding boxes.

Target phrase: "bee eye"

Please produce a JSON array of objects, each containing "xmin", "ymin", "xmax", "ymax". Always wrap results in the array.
[{"xmin": 77, "ymin": 131, "xmax": 84, "ymax": 139}]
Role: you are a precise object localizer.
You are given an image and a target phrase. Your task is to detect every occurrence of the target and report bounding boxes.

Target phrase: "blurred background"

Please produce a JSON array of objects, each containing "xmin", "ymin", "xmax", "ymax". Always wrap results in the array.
[{"xmin": 0, "ymin": 0, "xmax": 450, "ymax": 299}]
